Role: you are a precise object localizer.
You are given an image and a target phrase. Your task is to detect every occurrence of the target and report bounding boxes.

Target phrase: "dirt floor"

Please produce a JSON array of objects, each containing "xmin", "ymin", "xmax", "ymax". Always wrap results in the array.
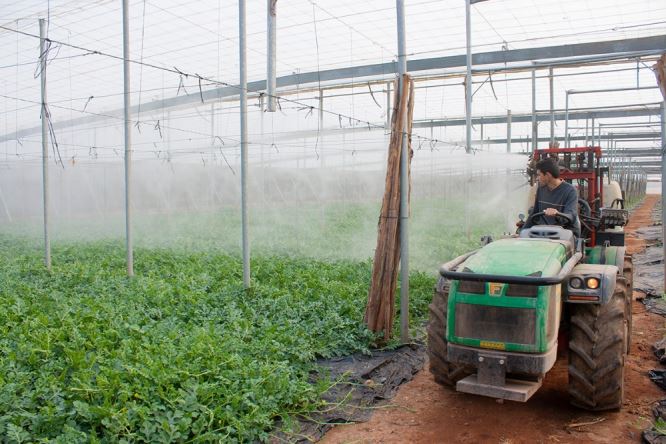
[{"xmin": 322, "ymin": 195, "xmax": 665, "ymax": 444}]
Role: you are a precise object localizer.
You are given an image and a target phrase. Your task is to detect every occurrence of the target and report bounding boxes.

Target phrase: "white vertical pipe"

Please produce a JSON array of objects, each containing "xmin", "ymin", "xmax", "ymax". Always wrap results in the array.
[
  {"xmin": 267, "ymin": 0, "xmax": 277, "ymax": 112},
  {"xmin": 531, "ymin": 68, "xmax": 537, "ymax": 151},
  {"xmin": 122, "ymin": 0, "xmax": 133, "ymax": 277},
  {"xmin": 565, "ymin": 90, "xmax": 570, "ymax": 147},
  {"xmin": 240, "ymin": 0, "xmax": 250, "ymax": 288},
  {"xmin": 549, "ymin": 67, "xmax": 555, "ymax": 146},
  {"xmin": 397, "ymin": 0, "xmax": 409, "ymax": 343},
  {"xmin": 39, "ymin": 18, "xmax": 51, "ymax": 271},
  {"xmin": 506, "ymin": 109, "xmax": 512, "ymax": 153},
  {"xmin": 465, "ymin": 0, "xmax": 472, "ymax": 154}
]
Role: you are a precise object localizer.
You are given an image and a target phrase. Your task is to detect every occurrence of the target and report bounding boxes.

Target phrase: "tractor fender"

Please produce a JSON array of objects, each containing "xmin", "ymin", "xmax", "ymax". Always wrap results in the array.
[
  {"xmin": 565, "ymin": 264, "xmax": 618, "ymax": 304},
  {"xmin": 586, "ymin": 245, "xmax": 625, "ymax": 271},
  {"xmin": 612, "ymin": 247, "xmax": 626, "ymax": 270}
]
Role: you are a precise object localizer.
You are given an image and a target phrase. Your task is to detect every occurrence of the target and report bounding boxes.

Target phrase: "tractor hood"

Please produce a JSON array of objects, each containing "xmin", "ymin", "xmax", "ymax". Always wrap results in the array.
[{"xmin": 460, "ymin": 238, "xmax": 567, "ymax": 278}]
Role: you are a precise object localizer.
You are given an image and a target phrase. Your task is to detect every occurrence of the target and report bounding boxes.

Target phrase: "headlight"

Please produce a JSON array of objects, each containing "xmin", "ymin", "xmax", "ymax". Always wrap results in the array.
[
  {"xmin": 586, "ymin": 278, "xmax": 600, "ymax": 289},
  {"xmin": 570, "ymin": 277, "xmax": 583, "ymax": 289}
]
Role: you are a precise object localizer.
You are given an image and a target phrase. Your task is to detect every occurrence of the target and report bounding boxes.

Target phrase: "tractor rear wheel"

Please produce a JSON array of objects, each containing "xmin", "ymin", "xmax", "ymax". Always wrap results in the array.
[
  {"xmin": 568, "ymin": 277, "xmax": 628, "ymax": 411},
  {"xmin": 427, "ymin": 279, "xmax": 470, "ymax": 387}
]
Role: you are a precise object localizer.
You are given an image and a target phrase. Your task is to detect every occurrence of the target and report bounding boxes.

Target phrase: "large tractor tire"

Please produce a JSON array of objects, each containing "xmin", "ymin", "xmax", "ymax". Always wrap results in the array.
[
  {"xmin": 624, "ymin": 255, "xmax": 634, "ymax": 354},
  {"xmin": 568, "ymin": 277, "xmax": 628, "ymax": 411},
  {"xmin": 427, "ymin": 279, "xmax": 470, "ymax": 387}
]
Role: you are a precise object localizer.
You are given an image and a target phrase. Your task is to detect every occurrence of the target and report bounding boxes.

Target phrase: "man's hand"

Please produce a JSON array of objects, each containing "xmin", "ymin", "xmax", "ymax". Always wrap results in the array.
[{"xmin": 544, "ymin": 208, "xmax": 558, "ymax": 216}]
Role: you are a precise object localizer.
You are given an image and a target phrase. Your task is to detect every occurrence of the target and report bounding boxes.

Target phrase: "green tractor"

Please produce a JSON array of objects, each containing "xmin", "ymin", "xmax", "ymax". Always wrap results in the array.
[{"xmin": 428, "ymin": 146, "xmax": 633, "ymax": 410}]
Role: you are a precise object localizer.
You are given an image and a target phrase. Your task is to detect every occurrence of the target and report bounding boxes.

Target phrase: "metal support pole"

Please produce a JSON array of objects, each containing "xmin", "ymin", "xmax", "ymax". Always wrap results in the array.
[
  {"xmin": 661, "ymin": 101, "xmax": 666, "ymax": 291},
  {"xmin": 565, "ymin": 90, "xmax": 570, "ymax": 147},
  {"xmin": 266, "ymin": 0, "xmax": 277, "ymax": 112},
  {"xmin": 122, "ymin": 0, "xmax": 133, "ymax": 277},
  {"xmin": 39, "ymin": 19, "xmax": 51, "ymax": 271},
  {"xmin": 465, "ymin": 0, "xmax": 472, "ymax": 154},
  {"xmin": 397, "ymin": 0, "xmax": 409, "ymax": 343},
  {"xmin": 549, "ymin": 67, "xmax": 555, "ymax": 146},
  {"xmin": 662, "ymin": 102, "xmax": 665, "ymax": 291},
  {"xmin": 240, "ymin": 0, "xmax": 251, "ymax": 288},
  {"xmin": 531, "ymin": 68, "xmax": 537, "ymax": 151},
  {"xmin": 507, "ymin": 109, "xmax": 512, "ymax": 153}
]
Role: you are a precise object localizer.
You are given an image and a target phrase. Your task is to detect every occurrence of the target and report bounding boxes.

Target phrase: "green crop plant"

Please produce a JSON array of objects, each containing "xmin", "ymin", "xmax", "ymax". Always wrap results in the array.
[{"xmin": 0, "ymin": 235, "xmax": 438, "ymax": 442}]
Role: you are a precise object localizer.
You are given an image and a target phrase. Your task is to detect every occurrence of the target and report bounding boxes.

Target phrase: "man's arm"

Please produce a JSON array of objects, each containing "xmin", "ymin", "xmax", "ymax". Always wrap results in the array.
[{"xmin": 560, "ymin": 185, "xmax": 578, "ymax": 221}]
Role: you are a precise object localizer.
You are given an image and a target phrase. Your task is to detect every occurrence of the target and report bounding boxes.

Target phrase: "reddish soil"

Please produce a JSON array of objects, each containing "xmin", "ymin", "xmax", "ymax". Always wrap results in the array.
[{"xmin": 323, "ymin": 195, "xmax": 665, "ymax": 444}]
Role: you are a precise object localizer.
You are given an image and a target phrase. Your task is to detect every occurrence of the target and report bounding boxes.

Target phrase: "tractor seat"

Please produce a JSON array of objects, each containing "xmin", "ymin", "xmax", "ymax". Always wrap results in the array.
[{"xmin": 519, "ymin": 225, "xmax": 576, "ymax": 256}]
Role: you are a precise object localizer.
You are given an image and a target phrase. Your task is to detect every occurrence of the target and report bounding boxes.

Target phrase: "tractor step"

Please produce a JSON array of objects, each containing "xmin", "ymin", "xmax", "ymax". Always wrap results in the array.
[{"xmin": 456, "ymin": 374, "xmax": 542, "ymax": 402}]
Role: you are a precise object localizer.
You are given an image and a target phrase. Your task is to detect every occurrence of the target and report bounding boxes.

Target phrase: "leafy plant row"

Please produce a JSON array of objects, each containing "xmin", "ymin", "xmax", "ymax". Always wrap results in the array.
[{"xmin": 0, "ymin": 236, "xmax": 436, "ymax": 442}]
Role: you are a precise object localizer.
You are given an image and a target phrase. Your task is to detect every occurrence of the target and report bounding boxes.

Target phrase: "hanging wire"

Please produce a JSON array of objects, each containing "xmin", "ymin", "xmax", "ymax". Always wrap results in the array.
[{"xmin": 0, "ymin": 24, "xmax": 458, "ymax": 151}]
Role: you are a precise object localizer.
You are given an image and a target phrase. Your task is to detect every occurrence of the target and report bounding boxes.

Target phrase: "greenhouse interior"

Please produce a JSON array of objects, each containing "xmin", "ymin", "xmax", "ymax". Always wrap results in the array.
[{"xmin": 1, "ymin": 0, "xmax": 666, "ymax": 442}]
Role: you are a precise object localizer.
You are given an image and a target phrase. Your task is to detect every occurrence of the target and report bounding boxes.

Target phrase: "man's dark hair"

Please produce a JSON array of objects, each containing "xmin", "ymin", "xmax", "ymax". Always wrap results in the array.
[{"xmin": 535, "ymin": 157, "xmax": 560, "ymax": 178}]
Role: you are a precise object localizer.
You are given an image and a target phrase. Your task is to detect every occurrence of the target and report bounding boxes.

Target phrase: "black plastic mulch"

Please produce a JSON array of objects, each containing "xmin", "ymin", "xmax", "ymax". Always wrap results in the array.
[
  {"xmin": 272, "ymin": 343, "xmax": 426, "ymax": 443},
  {"xmin": 637, "ymin": 201, "xmax": 666, "ymax": 443},
  {"xmin": 643, "ymin": 399, "xmax": 666, "ymax": 444}
]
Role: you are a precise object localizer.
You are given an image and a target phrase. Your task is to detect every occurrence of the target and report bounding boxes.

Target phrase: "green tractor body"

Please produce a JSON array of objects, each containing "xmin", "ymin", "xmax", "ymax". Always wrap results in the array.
[
  {"xmin": 447, "ymin": 238, "xmax": 566, "ymax": 355},
  {"xmin": 428, "ymin": 147, "xmax": 633, "ymax": 410}
]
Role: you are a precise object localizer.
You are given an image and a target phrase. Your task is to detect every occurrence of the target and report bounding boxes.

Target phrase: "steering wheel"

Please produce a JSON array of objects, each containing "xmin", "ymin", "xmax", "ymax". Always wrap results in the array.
[{"xmin": 527, "ymin": 210, "xmax": 574, "ymax": 228}]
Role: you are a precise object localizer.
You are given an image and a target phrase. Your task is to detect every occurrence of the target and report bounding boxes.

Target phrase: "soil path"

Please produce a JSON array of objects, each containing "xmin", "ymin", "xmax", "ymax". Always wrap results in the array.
[{"xmin": 323, "ymin": 195, "xmax": 665, "ymax": 444}]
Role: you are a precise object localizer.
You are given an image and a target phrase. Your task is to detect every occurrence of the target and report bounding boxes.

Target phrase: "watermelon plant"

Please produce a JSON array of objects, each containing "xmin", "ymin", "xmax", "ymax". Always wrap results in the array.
[{"xmin": 0, "ymin": 235, "xmax": 439, "ymax": 442}]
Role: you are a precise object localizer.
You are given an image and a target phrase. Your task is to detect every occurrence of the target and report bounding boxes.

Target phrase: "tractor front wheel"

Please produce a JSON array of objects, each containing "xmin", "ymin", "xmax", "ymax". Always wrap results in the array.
[
  {"xmin": 427, "ymin": 279, "xmax": 470, "ymax": 387},
  {"xmin": 568, "ymin": 277, "xmax": 628, "ymax": 411}
]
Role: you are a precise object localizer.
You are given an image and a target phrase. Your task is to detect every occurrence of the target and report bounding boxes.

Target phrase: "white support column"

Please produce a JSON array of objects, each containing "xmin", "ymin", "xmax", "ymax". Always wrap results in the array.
[
  {"xmin": 267, "ymin": 0, "xmax": 277, "ymax": 112},
  {"xmin": 531, "ymin": 68, "xmax": 537, "ymax": 151},
  {"xmin": 240, "ymin": 0, "xmax": 251, "ymax": 288},
  {"xmin": 39, "ymin": 18, "xmax": 51, "ymax": 271},
  {"xmin": 122, "ymin": 0, "xmax": 134, "ymax": 276},
  {"xmin": 549, "ymin": 67, "xmax": 555, "ymax": 146},
  {"xmin": 465, "ymin": 0, "xmax": 472, "ymax": 154},
  {"xmin": 565, "ymin": 90, "xmax": 570, "ymax": 147}
]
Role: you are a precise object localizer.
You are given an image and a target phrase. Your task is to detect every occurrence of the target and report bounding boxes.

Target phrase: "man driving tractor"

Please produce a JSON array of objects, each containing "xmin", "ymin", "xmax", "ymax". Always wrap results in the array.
[{"xmin": 522, "ymin": 157, "xmax": 579, "ymax": 235}]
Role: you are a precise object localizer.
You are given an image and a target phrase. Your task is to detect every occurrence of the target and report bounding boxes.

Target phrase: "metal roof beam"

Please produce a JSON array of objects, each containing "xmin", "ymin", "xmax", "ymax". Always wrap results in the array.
[
  {"xmin": 2, "ymin": 35, "xmax": 666, "ymax": 143},
  {"xmin": 413, "ymin": 106, "xmax": 662, "ymax": 128}
]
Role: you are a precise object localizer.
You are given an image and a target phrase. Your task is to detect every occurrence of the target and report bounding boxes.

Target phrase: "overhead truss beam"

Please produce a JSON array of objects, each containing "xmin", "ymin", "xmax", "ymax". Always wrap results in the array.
[{"xmin": 1, "ymin": 35, "xmax": 665, "ymax": 143}]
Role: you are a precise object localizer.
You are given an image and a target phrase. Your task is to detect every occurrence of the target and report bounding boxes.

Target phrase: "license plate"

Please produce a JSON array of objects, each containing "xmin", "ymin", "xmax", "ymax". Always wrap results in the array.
[{"xmin": 480, "ymin": 340, "xmax": 506, "ymax": 350}]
